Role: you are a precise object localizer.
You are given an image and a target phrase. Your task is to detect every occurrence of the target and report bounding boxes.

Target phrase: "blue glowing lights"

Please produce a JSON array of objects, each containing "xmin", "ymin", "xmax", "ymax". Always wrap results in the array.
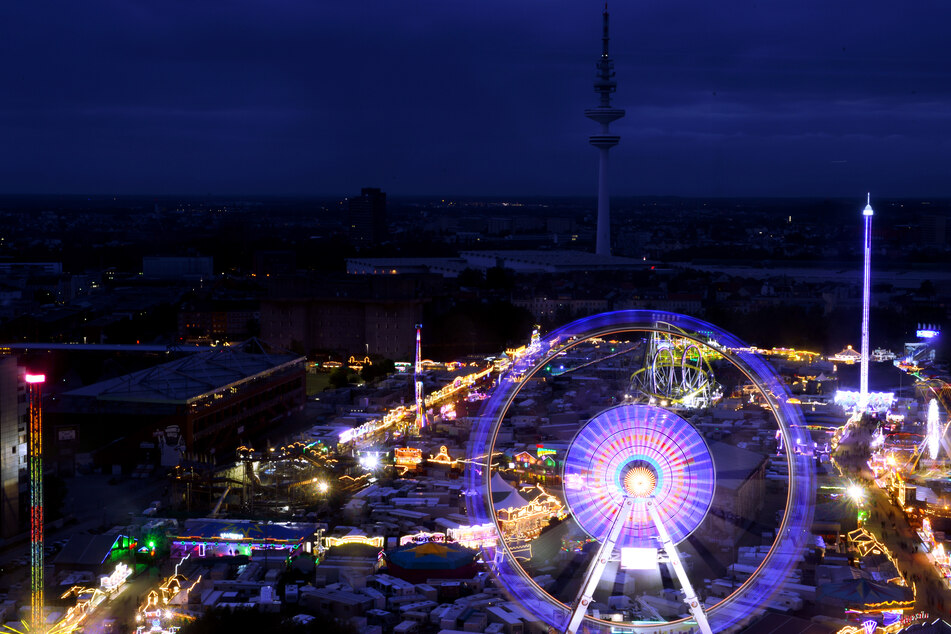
[
  {"xmin": 564, "ymin": 404, "xmax": 715, "ymax": 548},
  {"xmin": 466, "ymin": 311, "xmax": 815, "ymax": 633}
]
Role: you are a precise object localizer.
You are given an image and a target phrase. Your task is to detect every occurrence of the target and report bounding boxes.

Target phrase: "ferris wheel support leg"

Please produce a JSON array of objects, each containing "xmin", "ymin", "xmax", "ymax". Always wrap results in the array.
[
  {"xmin": 646, "ymin": 499, "xmax": 713, "ymax": 634},
  {"xmin": 565, "ymin": 497, "xmax": 635, "ymax": 634}
]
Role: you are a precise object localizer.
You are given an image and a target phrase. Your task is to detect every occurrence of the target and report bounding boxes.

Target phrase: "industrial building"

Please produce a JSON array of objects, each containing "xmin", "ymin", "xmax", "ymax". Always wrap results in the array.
[
  {"xmin": 0, "ymin": 355, "xmax": 27, "ymax": 538},
  {"xmin": 48, "ymin": 339, "xmax": 305, "ymax": 467}
]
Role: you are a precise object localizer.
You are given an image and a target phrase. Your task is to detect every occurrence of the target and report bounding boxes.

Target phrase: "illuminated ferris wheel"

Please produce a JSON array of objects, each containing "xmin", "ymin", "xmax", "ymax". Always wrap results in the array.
[{"xmin": 466, "ymin": 311, "xmax": 815, "ymax": 633}]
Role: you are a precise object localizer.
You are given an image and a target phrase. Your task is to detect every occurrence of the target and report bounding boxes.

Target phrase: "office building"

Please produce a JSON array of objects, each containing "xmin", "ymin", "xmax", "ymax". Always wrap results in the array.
[{"xmin": 348, "ymin": 188, "xmax": 387, "ymax": 245}]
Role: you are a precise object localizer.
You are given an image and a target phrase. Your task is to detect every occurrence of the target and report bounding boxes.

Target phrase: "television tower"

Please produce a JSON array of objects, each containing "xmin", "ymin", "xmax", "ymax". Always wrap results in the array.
[
  {"xmin": 414, "ymin": 324, "xmax": 428, "ymax": 431},
  {"xmin": 859, "ymin": 194, "xmax": 873, "ymax": 411},
  {"xmin": 585, "ymin": 5, "xmax": 625, "ymax": 257},
  {"xmin": 26, "ymin": 373, "xmax": 45, "ymax": 634}
]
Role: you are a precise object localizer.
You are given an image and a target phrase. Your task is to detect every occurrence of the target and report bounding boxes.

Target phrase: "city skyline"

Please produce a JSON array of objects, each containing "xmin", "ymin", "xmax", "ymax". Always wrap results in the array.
[{"xmin": 2, "ymin": 1, "xmax": 950, "ymax": 198}]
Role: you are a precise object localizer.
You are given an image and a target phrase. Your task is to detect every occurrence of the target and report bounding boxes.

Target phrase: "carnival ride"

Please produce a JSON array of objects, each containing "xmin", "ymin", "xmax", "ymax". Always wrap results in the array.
[
  {"xmin": 26, "ymin": 373, "xmax": 45, "ymax": 634},
  {"xmin": 467, "ymin": 311, "xmax": 816, "ymax": 633},
  {"xmin": 412, "ymin": 323, "xmax": 429, "ymax": 433},
  {"xmin": 629, "ymin": 323, "xmax": 722, "ymax": 409},
  {"xmin": 902, "ymin": 395, "xmax": 951, "ymax": 473}
]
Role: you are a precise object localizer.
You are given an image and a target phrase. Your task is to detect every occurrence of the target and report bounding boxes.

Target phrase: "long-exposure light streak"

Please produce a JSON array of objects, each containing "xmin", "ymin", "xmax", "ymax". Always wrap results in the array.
[
  {"xmin": 467, "ymin": 310, "xmax": 815, "ymax": 633},
  {"xmin": 927, "ymin": 398, "xmax": 940, "ymax": 460}
]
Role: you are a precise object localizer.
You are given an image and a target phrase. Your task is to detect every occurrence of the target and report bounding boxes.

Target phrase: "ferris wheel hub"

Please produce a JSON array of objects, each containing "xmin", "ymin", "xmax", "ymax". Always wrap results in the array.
[
  {"xmin": 564, "ymin": 404, "xmax": 716, "ymax": 548},
  {"xmin": 621, "ymin": 464, "xmax": 658, "ymax": 498}
]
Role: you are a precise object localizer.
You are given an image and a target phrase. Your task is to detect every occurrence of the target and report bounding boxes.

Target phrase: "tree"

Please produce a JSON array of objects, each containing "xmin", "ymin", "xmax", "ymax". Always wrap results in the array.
[
  {"xmin": 328, "ymin": 367, "xmax": 350, "ymax": 389},
  {"xmin": 457, "ymin": 267, "xmax": 484, "ymax": 288},
  {"xmin": 485, "ymin": 266, "xmax": 515, "ymax": 291},
  {"xmin": 361, "ymin": 358, "xmax": 395, "ymax": 383}
]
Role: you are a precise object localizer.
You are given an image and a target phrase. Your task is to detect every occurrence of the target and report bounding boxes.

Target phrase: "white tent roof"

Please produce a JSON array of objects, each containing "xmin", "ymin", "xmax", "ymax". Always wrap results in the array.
[
  {"xmin": 491, "ymin": 471, "xmax": 516, "ymax": 494},
  {"xmin": 494, "ymin": 488, "xmax": 529, "ymax": 511}
]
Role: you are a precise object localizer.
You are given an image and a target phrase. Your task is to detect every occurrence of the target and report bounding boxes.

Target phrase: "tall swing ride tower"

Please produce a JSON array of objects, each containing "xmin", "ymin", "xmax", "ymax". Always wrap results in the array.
[
  {"xmin": 26, "ymin": 372, "xmax": 45, "ymax": 634},
  {"xmin": 414, "ymin": 324, "xmax": 428, "ymax": 431},
  {"xmin": 859, "ymin": 194, "xmax": 874, "ymax": 412}
]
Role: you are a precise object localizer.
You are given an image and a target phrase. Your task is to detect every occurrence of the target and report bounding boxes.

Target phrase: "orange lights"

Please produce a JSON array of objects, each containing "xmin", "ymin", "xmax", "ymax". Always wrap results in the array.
[{"xmin": 623, "ymin": 466, "xmax": 657, "ymax": 498}]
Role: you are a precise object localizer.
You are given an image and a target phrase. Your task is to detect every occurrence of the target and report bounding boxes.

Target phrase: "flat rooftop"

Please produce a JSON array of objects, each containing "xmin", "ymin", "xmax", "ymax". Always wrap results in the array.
[
  {"xmin": 64, "ymin": 338, "xmax": 303, "ymax": 404},
  {"xmin": 347, "ymin": 250, "xmax": 645, "ymax": 277},
  {"xmin": 173, "ymin": 518, "xmax": 317, "ymax": 542}
]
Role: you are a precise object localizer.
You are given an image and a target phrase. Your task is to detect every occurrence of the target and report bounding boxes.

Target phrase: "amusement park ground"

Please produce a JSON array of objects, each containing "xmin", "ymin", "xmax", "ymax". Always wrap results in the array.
[
  {"xmin": 0, "ymin": 473, "xmax": 165, "ymax": 632},
  {"xmin": 835, "ymin": 423, "xmax": 951, "ymax": 615},
  {"xmin": 865, "ymin": 486, "xmax": 950, "ymax": 614}
]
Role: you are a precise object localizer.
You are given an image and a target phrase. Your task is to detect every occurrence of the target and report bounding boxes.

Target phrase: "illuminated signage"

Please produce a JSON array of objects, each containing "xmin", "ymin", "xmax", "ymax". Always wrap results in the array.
[
  {"xmin": 322, "ymin": 535, "xmax": 384, "ymax": 549},
  {"xmin": 621, "ymin": 547, "xmax": 657, "ymax": 570},
  {"xmin": 917, "ymin": 329, "xmax": 939, "ymax": 339},
  {"xmin": 219, "ymin": 532, "xmax": 244, "ymax": 540},
  {"xmin": 399, "ymin": 531, "xmax": 446, "ymax": 546},
  {"xmin": 447, "ymin": 523, "xmax": 498, "ymax": 549},
  {"xmin": 898, "ymin": 612, "xmax": 929, "ymax": 627}
]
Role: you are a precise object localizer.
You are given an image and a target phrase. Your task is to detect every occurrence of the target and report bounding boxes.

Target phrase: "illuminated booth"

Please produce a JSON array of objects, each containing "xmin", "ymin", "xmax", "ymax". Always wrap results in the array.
[
  {"xmin": 170, "ymin": 519, "xmax": 317, "ymax": 559},
  {"xmin": 817, "ymin": 578, "xmax": 914, "ymax": 616}
]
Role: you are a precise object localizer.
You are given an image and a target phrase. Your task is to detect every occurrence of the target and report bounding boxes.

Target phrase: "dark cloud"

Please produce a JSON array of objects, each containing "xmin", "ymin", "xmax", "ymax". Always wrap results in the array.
[{"xmin": 1, "ymin": 0, "xmax": 950, "ymax": 196}]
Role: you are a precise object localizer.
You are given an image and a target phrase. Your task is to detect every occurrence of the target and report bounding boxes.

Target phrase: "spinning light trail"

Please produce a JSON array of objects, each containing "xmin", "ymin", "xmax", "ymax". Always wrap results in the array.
[
  {"xmin": 927, "ymin": 398, "xmax": 940, "ymax": 461},
  {"xmin": 467, "ymin": 310, "xmax": 816, "ymax": 633},
  {"xmin": 563, "ymin": 405, "xmax": 715, "ymax": 548},
  {"xmin": 562, "ymin": 404, "xmax": 716, "ymax": 634}
]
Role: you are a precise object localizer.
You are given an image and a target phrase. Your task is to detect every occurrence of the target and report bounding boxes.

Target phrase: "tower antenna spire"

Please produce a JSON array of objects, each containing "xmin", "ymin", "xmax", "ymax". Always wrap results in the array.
[{"xmin": 586, "ymin": 6, "xmax": 625, "ymax": 256}]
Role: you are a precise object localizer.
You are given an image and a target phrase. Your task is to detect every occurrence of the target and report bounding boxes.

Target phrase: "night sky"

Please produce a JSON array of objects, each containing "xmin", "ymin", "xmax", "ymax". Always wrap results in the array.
[{"xmin": 3, "ymin": 1, "xmax": 950, "ymax": 197}]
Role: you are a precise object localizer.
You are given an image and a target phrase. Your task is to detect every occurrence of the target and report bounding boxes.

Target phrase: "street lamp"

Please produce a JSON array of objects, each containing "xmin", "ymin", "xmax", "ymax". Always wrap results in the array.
[
  {"xmin": 848, "ymin": 483, "xmax": 865, "ymax": 506},
  {"xmin": 360, "ymin": 453, "xmax": 380, "ymax": 470}
]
